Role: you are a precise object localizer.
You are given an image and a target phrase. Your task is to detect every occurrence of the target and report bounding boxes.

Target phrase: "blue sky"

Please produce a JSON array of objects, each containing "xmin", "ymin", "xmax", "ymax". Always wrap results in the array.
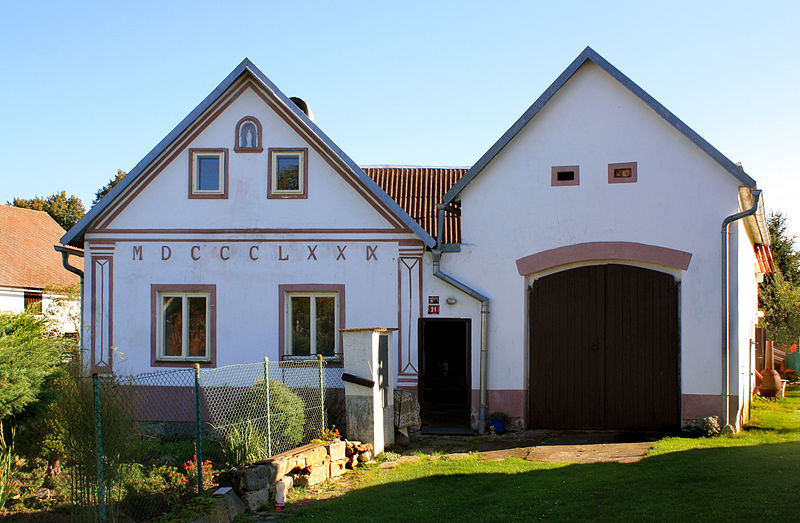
[{"xmin": 1, "ymin": 1, "xmax": 798, "ymax": 235}]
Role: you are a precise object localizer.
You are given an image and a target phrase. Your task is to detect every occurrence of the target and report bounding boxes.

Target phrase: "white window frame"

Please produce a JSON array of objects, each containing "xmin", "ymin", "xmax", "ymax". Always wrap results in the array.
[
  {"xmin": 157, "ymin": 291, "xmax": 211, "ymax": 362},
  {"xmin": 191, "ymin": 150, "xmax": 226, "ymax": 195},
  {"xmin": 270, "ymin": 150, "xmax": 305, "ymax": 196},
  {"xmin": 285, "ymin": 291, "xmax": 339, "ymax": 358}
]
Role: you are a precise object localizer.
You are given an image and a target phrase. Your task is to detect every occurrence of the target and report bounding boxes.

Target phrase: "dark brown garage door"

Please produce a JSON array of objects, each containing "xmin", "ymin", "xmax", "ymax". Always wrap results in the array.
[{"xmin": 529, "ymin": 264, "xmax": 679, "ymax": 430}]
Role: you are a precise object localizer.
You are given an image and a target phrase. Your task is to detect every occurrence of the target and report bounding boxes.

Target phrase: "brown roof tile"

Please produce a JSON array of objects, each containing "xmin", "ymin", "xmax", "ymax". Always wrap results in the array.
[
  {"xmin": 0, "ymin": 205, "xmax": 81, "ymax": 290},
  {"xmin": 363, "ymin": 166, "xmax": 466, "ymax": 244}
]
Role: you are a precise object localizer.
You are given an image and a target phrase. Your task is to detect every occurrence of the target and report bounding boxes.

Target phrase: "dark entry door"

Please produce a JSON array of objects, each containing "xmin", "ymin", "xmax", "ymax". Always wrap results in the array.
[
  {"xmin": 419, "ymin": 319, "xmax": 471, "ymax": 428},
  {"xmin": 529, "ymin": 264, "xmax": 679, "ymax": 430}
]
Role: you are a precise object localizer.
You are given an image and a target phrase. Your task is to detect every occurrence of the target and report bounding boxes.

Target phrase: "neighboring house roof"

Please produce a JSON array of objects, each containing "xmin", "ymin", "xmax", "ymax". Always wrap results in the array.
[
  {"xmin": 61, "ymin": 59, "xmax": 436, "ymax": 248},
  {"xmin": 0, "ymin": 204, "xmax": 80, "ymax": 289},
  {"xmin": 444, "ymin": 46, "xmax": 757, "ymax": 204},
  {"xmin": 363, "ymin": 166, "xmax": 466, "ymax": 244}
]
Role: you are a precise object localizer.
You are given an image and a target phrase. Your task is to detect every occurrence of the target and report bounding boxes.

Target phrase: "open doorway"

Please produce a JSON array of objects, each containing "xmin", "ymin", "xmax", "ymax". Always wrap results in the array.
[{"xmin": 418, "ymin": 318, "xmax": 471, "ymax": 430}]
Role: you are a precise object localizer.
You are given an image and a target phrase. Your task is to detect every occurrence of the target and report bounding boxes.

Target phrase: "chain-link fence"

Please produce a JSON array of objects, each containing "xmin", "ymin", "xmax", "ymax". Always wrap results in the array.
[{"xmin": 57, "ymin": 358, "xmax": 343, "ymax": 521}]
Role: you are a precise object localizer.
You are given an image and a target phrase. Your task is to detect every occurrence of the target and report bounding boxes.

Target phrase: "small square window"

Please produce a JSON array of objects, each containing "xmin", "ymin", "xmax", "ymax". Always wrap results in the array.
[
  {"xmin": 268, "ymin": 148, "xmax": 308, "ymax": 199},
  {"xmin": 24, "ymin": 290, "xmax": 43, "ymax": 314},
  {"xmin": 189, "ymin": 149, "xmax": 228, "ymax": 198},
  {"xmin": 551, "ymin": 165, "xmax": 580, "ymax": 186},
  {"xmin": 608, "ymin": 161, "xmax": 638, "ymax": 184}
]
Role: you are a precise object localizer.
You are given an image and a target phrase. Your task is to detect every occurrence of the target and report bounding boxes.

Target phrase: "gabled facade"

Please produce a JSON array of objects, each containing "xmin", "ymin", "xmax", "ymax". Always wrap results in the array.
[
  {"xmin": 421, "ymin": 47, "xmax": 772, "ymax": 431},
  {"xmin": 63, "ymin": 59, "xmax": 433, "ymax": 375}
]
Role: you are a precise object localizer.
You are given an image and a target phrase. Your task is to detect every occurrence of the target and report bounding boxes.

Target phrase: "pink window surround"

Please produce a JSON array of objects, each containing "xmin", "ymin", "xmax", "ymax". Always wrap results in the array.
[
  {"xmin": 278, "ymin": 283, "xmax": 345, "ymax": 366},
  {"xmin": 551, "ymin": 165, "xmax": 580, "ymax": 186},
  {"xmin": 515, "ymin": 241, "xmax": 692, "ymax": 275},
  {"xmin": 188, "ymin": 148, "xmax": 229, "ymax": 199},
  {"xmin": 268, "ymin": 147, "xmax": 309, "ymax": 199},
  {"xmin": 150, "ymin": 284, "xmax": 217, "ymax": 368},
  {"xmin": 234, "ymin": 116, "xmax": 264, "ymax": 153},
  {"xmin": 608, "ymin": 161, "xmax": 638, "ymax": 184}
]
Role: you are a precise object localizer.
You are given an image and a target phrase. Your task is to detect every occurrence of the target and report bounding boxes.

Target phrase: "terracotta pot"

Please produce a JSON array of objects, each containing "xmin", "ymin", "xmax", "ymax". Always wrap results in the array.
[{"xmin": 761, "ymin": 340, "xmax": 782, "ymax": 397}]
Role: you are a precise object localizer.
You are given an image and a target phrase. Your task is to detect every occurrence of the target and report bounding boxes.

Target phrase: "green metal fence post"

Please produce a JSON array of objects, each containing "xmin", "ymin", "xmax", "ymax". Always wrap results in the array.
[
  {"xmin": 264, "ymin": 357, "xmax": 272, "ymax": 456},
  {"xmin": 92, "ymin": 374, "xmax": 106, "ymax": 522},
  {"xmin": 193, "ymin": 364, "xmax": 204, "ymax": 495},
  {"xmin": 317, "ymin": 355, "xmax": 326, "ymax": 432}
]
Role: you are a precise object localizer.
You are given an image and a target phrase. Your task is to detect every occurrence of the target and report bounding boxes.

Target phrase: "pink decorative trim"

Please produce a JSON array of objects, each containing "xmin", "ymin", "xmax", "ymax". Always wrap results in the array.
[
  {"xmin": 551, "ymin": 165, "xmax": 580, "ymax": 186},
  {"xmin": 470, "ymin": 389, "xmax": 526, "ymax": 418},
  {"xmin": 150, "ymin": 284, "xmax": 217, "ymax": 368},
  {"xmin": 516, "ymin": 241, "xmax": 692, "ymax": 275},
  {"xmin": 608, "ymin": 161, "xmax": 638, "ymax": 184},
  {"xmin": 234, "ymin": 115, "xmax": 263, "ymax": 153},
  {"xmin": 278, "ymin": 284, "xmax": 345, "ymax": 365},
  {"xmin": 188, "ymin": 148, "xmax": 229, "ymax": 199},
  {"xmin": 91, "ymin": 256, "xmax": 113, "ymax": 373},
  {"xmin": 268, "ymin": 147, "xmax": 309, "ymax": 199}
]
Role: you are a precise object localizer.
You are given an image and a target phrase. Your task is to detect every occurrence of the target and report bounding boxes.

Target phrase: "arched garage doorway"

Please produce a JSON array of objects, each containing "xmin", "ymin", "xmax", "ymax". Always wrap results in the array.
[{"xmin": 529, "ymin": 264, "xmax": 680, "ymax": 430}]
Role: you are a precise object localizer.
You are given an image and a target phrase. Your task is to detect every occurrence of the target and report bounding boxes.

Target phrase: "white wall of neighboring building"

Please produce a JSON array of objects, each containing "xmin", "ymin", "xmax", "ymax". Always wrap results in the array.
[
  {"xmin": 444, "ymin": 62, "xmax": 750, "ymax": 422},
  {"xmin": 0, "ymin": 286, "xmax": 78, "ymax": 334},
  {"xmin": 732, "ymin": 218, "xmax": 761, "ymax": 426}
]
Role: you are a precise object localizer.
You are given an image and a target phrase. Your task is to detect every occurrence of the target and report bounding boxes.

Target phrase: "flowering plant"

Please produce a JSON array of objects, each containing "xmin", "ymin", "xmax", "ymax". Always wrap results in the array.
[{"xmin": 316, "ymin": 425, "xmax": 341, "ymax": 443}]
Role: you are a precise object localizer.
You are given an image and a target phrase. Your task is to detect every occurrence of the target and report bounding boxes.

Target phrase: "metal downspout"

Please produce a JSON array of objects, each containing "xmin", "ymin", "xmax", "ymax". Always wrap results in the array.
[
  {"xmin": 55, "ymin": 245, "xmax": 85, "ymax": 363},
  {"xmin": 433, "ymin": 205, "xmax": 490, "ymax": 433},
  {"xmin": 720, "ymin": 189, "xmax": 761, "ymax": 432}
]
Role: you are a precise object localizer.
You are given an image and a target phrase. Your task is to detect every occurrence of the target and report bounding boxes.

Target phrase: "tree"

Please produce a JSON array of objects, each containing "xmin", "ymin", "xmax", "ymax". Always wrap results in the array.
[
  {"xmin": 759, "ymin": 212, "xmax": 800, "ymax": 345},
  {"xmin": 10, "ymin": 191, "xmax": 86, "ymax": 230},
  {"xmin": 93, "ymin": 170, "xmax": 126, "ymax": 206},
  {"xmin": 0, "ymin": 311, "xmax": 71, "ymax": 507}
]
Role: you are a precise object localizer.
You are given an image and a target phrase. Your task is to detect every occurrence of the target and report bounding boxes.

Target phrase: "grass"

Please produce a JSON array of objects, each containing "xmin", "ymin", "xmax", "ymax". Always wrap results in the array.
[{"xmin": 288, "ymin": 387, "xmax": 800, "ymax": 521}]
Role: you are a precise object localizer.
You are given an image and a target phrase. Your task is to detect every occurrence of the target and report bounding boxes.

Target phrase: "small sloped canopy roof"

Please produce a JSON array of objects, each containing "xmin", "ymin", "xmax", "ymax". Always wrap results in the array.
[
  {"xmin": 61, "ymin": 59, "xmax": 436, "ymax": 248},
  {"xmin": 444, "ymin": 46, "xmax": 757, "ymax": 204},
  {"xmin": 0, "ymin": 205, "xmax": 81, "ymax": 289}
]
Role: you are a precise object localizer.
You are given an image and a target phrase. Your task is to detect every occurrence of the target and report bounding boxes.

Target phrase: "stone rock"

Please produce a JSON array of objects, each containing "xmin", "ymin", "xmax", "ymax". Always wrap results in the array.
[
  {"xmin": 327, "ymin": 441, "xmax": 346, "ymax": 461},
  {"xmin": 358, "ymin": 451, "xmax": 372, "ymax": 462},
  {"xmin": 294, "ymin": 457, "xmax": 331, "ymax": 487},
  {"xmin": 305, "ymin": 445, "xmax": 328, "ymax": 467},
  {"xmin": 330, "ymin": 458, "xmax": 348, "ymax": 478},
  {"xmin": 193, "ymin": 489, "xmax": 246, "ymax": 523},
  {"xmin": 240, "ymin": 487, "xmax": 270, "ymax": 512},
  {"xmin": 228, "ymin": 464, "xmax": 273, "ymax": 494}
]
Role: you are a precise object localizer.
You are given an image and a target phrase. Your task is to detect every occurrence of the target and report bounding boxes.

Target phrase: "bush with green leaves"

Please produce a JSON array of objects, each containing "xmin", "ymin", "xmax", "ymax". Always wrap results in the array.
[
  {"xmin": 216, "ymin": 379, "xmax": 305, "ymax": 466},
  {"xmin": 0, "ymin": 310, "xmax": 71, "ymax": 508}
]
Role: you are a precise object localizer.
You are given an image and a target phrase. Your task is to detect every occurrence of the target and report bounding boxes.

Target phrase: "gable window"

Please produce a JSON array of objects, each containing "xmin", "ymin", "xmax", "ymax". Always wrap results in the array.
[
  {"xmin": 279, "ymin": 284, "xmax": 344, "ymax": 360},
  {"xmin": 234, "ymin": 116, "xmax": 263, "ymax": 153},
  {"xmin": 551, "ymin": 165, "xmax": 580, "ymax": 186},
  {"xmin": 268, "ymin": 148, "xmax": 308, "ymax": 199},
  {"xmin": 189, "ymin": 149, "xmax": 228, "ymax": 198},
  {"xmin": 152, "ymin": 284, "xmax": 216, "ymax": 366},
  {"xmin": 608, "ymin": 161, "xmax": 638, "ymax": 184}
]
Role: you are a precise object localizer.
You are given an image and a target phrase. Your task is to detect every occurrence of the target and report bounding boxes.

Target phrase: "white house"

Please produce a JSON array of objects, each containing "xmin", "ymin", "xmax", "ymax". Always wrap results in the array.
[
  {"xmin": 0, "ymin": 204, "xmax": 81, "ymax": 334},
  {"xmin": 61, "ymin": 47, "xmax": 772, "ymax": 433}
]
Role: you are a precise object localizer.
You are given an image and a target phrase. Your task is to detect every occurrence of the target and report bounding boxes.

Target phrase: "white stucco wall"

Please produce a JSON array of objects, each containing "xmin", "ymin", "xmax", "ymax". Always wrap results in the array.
[{"xmin": 447, "ymin": 62, "xmax": 747, "ymax": 417}]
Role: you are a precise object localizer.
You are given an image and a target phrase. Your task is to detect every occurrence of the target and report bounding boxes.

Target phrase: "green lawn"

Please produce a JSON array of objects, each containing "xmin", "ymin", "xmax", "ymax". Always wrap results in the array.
[{"xmin": 289, "ymin": 388, "xmax": 800, "ymax": 521}]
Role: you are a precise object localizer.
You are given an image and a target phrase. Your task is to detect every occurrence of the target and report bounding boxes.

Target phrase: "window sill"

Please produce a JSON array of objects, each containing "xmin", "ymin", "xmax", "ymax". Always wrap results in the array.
[{"xmin": 281, "ymin": 355, "xmax": 343, "ymax": 367}]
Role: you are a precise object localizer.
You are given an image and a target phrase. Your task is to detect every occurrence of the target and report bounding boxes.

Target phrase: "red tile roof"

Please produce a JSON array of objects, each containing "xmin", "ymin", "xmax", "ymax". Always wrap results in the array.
[
  {"xmin": 755, "ymin": 243, "xmax": 775, "ymax": 274},
  {"xmin": 0, "ymin": 205, "xmax": 81, "ymax": 289},
  {"xmin": 363, "ymin": 166, "xmax": 466, "ymax": 244}
]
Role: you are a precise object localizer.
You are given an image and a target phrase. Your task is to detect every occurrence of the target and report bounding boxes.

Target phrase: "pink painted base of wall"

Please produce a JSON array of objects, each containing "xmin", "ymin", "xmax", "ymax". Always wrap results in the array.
[
  {"xmin": 681, "ymin": 394, "xmax": 740, "ymax": 423},
  {"xmin": 471, "ymin": 389, "xmax": 526, "ymax": 418}
]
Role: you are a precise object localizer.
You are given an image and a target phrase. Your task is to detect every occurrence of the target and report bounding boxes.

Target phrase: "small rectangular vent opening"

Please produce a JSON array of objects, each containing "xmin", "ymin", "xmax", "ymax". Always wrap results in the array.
[
  {"xmin": 556, "ymin": 171, "xmax": 575, "ymax": 182},
  {"xmin": 614, "ymin": 167, "xmax": 632, "ymax": 178}
]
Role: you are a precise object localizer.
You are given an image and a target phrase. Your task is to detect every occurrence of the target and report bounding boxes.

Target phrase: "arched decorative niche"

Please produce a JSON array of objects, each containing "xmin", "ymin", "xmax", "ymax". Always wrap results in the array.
[{"xmin": 234, "ymin": 116, "xmax": 263, "ymax": 153}]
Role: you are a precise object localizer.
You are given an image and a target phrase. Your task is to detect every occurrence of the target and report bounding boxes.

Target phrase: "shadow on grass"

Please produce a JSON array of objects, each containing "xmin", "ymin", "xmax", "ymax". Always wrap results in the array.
[{"xmin": 289, "ymin": 441, "xmax": 800, "ymax": 522}]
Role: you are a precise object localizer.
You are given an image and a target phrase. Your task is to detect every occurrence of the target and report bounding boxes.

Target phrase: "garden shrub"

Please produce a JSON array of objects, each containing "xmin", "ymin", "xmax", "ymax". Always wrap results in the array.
[{"xmin": 216, "ymin": 379, "xmax": 305, "ymax": 466}]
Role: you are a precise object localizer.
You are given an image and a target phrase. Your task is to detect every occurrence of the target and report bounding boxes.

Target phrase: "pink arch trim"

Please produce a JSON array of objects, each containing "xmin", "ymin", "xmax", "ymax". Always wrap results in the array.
[{"xmin": 516, "ymin": 241, "xmax": 692, "ymax": 275}]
